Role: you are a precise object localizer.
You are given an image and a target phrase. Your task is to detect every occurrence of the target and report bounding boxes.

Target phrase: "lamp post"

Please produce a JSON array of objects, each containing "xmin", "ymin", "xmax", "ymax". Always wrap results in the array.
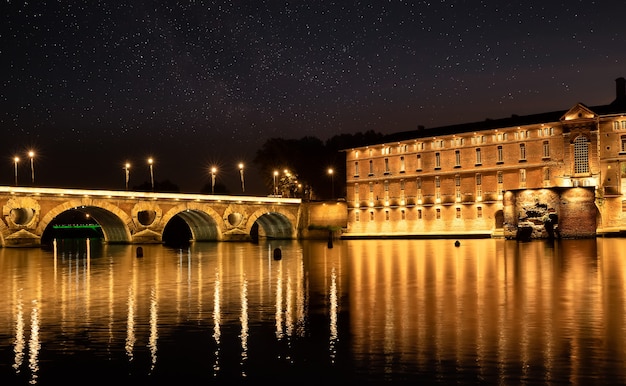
[
  {"xmin": 273, "ymin": 170, "xmax": 278, "ymax": 195},
  {"xmin": 211, "ymin": 167, "xmax": 217, "ymax": 194},
  {"xmin": 328, "ymin": 168, "xmax": 334, "ymax": 199},
  {"xmin": 148, "ymin": 158, "xmax": 154, "ymax": 191},
  {"xmin": 124, "ymin": 163, "xmax": 130, "ymax": 190},
  {"xmin": 28, "ymin": 151, "xmax": 35, "ymax": 184},
  {"xmin": 238, "ymin": 163, "xmax": 245, "ymax": 193},
  {"xmin": 13, "ymin": 157, "xmax": 19, "ymax": 186}
]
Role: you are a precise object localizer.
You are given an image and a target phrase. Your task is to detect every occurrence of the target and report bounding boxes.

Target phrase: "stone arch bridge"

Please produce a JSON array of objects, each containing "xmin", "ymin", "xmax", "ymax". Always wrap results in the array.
[{"xmin": 0, "ymin": 186, "xmax": 309, "ymax": 247}]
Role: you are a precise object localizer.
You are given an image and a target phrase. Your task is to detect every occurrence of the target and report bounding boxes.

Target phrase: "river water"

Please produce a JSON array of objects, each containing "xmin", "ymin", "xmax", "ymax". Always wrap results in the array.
[{"xmin": 0, "ymin": 237, "xmax": 625, "ymax": 385}]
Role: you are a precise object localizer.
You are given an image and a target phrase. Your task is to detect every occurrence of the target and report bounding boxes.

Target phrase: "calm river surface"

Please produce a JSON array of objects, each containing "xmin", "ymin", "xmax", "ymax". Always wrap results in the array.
[{"xmin": 1, "ymin": 238, "xmax": 625, "ymax": 385}]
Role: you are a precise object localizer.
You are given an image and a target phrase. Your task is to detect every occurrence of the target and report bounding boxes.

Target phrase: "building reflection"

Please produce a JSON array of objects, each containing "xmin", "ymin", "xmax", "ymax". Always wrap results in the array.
[{"xmin": 348, "ymin": 238, "xmax": 626, "ymax": 383}]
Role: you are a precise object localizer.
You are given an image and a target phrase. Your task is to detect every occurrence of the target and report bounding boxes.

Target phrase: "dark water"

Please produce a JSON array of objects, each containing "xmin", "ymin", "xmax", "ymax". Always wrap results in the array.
[{"xmin": 0, "ymin": 238, "xmax": 625, "ymax": 385}]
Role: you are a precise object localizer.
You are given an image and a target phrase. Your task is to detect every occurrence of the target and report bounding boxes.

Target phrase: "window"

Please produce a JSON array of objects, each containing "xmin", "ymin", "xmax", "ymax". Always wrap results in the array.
[
  {"xmin": 435, "ymin": 152, "xmax": 441, "ymax": 169},
  {"xmin": 354, "ymin": 183, "xmax": 359, "ymax": 203},
  {"xmin": 497, "ymin": 146, "xmax": 503, "ymax": 163},
  {"xmin": 477, "ymin": 207, "xmax": 483, "ymax": 218},
  {"xmin": 369, "ymin": 160, "xmax": 374, "ymax": 175},
  {"xmin": 621, "ymin": 135, "xmax": 626, "ymax": 152},
  {"xmin": 355, "ymin": 211, "xmax": 360, "ymax": 222},
  {"xmin": 400, "ymin": 156, "xmax": 405, "ymax": 172},
  {"xmin": 543, "ymin": 167, "xmax": 550, "ymax": 183},
  {"xmin": 401, "ymin": 209, "xmax": 406, "ymax": 220},
  {"xmin": 400, "ymin": 179, "xmax": 405, "ymax": 191},
  {"xmin": 519, "ymin": 143, "xmax": 526, "ymax": 160},
  {"xmin": 543, "ymin": 141, "xmax": 550, "ymax": 158},
  {"xmin": 497, "ymin": 171, "xmax": 503, "ymax": 184},
  {"xmin": 417, "ymin": 177, "xmax": 422, "ymax": 189},
  {"xmin": 455, "ymin": 150, "xmax": 461, "ymax": 167},
  {"xmin": 476, "ymin": 173, "xmax": 482, "ymax": 199},
  {"xmin": 385, "ymin": 211, "xmax": 390, "ymax": 221},
  {"xmin": 416, "ymin": 154, "xmax": 422, "ymax": 170},
  {"xmin": 418, "ymin": 209, "xmax": 422, "ymax": 219},
  {"xmin": 475, "ymin": 148, "xmax": 482, "ymax": 165},
  {"xmin": 573, "ymin": 136, "xmax": 589, "ymax": 174},
  {"xmin": 436, "ymin": 208, "xmax": 441, "ymax": 219},
  {"xmin": 384, "ymin": 158, "xmax": 390, "ymax": 174},
  {"xmin": 520, "ymin": 169, "xmax": 526, "ymax": 187},
  {"xmin": 435, "ymin": 176, "xmax": 441, "ymax": 188},
  {"xmin": 370, "ymin": 211, "xmax": 374, "ymax": 221},
  {"xmin": 456, "ymin": 207, "xmax": 461, "ymax": 219},
  {"xmin": 354, "ymin": 161, "xmax": 359, "ymax": 176}
]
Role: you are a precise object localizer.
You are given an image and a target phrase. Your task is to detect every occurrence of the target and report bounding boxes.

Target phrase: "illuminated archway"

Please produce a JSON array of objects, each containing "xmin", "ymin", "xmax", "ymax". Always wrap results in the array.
[{"xmin": 39, "ymin": 201, "xmax": 132, "ymax": 244}]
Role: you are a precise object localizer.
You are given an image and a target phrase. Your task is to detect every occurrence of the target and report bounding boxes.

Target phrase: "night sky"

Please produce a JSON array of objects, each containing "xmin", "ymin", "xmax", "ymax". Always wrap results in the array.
[{"xmin": 2, "ymin": 1, "xmax": 626, "ymax": 195}]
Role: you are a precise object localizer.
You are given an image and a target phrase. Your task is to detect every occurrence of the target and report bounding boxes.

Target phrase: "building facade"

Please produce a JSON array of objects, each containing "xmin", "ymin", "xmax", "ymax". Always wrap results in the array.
[{"xmin": 343, "ymin": 78, "xmax": 626, "ymax": 239}]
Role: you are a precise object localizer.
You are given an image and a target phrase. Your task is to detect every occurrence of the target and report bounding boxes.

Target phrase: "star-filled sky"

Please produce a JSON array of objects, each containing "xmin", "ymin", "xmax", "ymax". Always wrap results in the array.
[{"xmin": 2, "ymin": 1, "xmax": 626, "ymax": 195}]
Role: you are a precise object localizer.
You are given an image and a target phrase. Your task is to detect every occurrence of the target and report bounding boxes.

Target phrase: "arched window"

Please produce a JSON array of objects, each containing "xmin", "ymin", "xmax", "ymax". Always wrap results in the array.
[{"xmin": 573, "ymin": 136, "xmax": 589, "ymax": 174}]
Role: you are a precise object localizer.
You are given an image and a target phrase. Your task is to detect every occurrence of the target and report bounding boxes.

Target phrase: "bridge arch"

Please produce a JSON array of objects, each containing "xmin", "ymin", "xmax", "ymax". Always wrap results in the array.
[
  {"xmin": 38, "ymin": 200, "xmax": 133, "ymax": 244},
  {"xmin": 161, "ymin": 203, "xmax": 223, "ymax": 243},
  {"xmin": 246, "ymin": 208, "xmax": 298, "ymax": 240}
]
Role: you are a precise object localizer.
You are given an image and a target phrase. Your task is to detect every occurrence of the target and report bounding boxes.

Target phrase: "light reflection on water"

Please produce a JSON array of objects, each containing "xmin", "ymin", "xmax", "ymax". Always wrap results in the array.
[{"xmin": 0, "ymin": 238, "xmax": 625, "ymax": 384}]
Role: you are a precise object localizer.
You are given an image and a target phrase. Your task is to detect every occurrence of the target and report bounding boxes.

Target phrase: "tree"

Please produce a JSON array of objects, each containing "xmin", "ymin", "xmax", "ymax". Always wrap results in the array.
[{"xmin": 254, "ymin": 131, "xmax": 384, "ymax": 200}]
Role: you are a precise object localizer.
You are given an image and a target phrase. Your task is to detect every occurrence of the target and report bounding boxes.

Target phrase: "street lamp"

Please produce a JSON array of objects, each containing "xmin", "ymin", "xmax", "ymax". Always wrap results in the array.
[
  {"xmin": 124, "ymin": 163, "xmax": 130, "ymax": 190},
  {"xmin": 13, "ymin": 157, "xmax": 19, "ymax": 186},
  {"xmin": 238, "ymin": 163, "xmax": 245, "ymax": 193},
  {"xmin": 328, "ymin": 168, "xmax": 334, "ymax": 199},
  {"xmin": 273, "ymin": 170, "xmax": 279, "ymax": 195},
  {"xmin": 148, "ymin": 158, "xmax": 154, "ymax": 191},
  {"xmin": 211, "ymin": 167, "xmax": 217, "ymax": 194},
  {"xmin": 28, "ymin": 151, "xmax": 34, "ymax": 184}
]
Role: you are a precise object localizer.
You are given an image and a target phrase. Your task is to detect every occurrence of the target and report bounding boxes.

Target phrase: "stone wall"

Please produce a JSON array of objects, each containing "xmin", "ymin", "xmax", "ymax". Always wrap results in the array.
[{"xmin": 298, "ymin": 201, "xmax": 348, "ymax": 239}]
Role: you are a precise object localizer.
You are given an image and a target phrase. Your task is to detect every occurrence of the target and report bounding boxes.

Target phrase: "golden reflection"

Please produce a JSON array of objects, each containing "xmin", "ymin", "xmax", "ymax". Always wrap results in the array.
[
  {"xmin": 239, "ymin": 247, "xmax": 249, "ymax": 377},
  {"xmin": 148, "ymin": 287, "xmax": 158, "ymax": 372},
  {"xmin": 28, "ymin": 299, "xmax": 40, "ymax": 385},
  {"xmin": 329, "ymin": 266, "xmax": 338, "ymax": 363},
  {"xmin": 13, "ymin": 289, "xmax": 24, "ymax": 373},
  {"xmin": 213, "ymin": 268, "xmax": 221, "ymax": 376},
  {"xmin": 125, "ymin": 256, "xmax": 138, "ymax": 362},
  {"xmin": 347, "ymin": 239, "xmax": 626, "ymax": 383},
  {"xmin": 275, "ymin": 259, "xmax": 284, "ymax": 340},
  {"xmin": 2, "ymin": 239, "xmax": 625, "ymax": 383}
]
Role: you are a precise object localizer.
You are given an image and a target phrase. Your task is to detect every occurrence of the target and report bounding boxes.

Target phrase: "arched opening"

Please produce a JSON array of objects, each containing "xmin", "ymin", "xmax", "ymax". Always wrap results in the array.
[
  {"xmin": 250, "ymin": 212, "xmax": 294, "ymax": 243},
  {"xmin": 495, "ymin": 210, "xmax": 504, "ymax": 229},
  {"xmin": 162, "ymin": 209, "xmax": 219, "ymax": 246},
  {"xmin": 41, "ymin": 205, "xmax": 131, "ymax": 247}
]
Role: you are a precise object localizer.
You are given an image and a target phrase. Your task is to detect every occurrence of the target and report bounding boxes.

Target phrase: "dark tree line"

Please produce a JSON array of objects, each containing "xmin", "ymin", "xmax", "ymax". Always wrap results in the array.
[{"xmin": 253, "ymin": 130, "xmax": 385, "ymax": 200}]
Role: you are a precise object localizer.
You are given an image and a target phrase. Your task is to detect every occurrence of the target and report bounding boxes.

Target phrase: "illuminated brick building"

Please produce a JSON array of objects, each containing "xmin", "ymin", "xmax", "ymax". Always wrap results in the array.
[{"xmin": 343, "ymin": 78, "xmax": 626, "ymax": 239}]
